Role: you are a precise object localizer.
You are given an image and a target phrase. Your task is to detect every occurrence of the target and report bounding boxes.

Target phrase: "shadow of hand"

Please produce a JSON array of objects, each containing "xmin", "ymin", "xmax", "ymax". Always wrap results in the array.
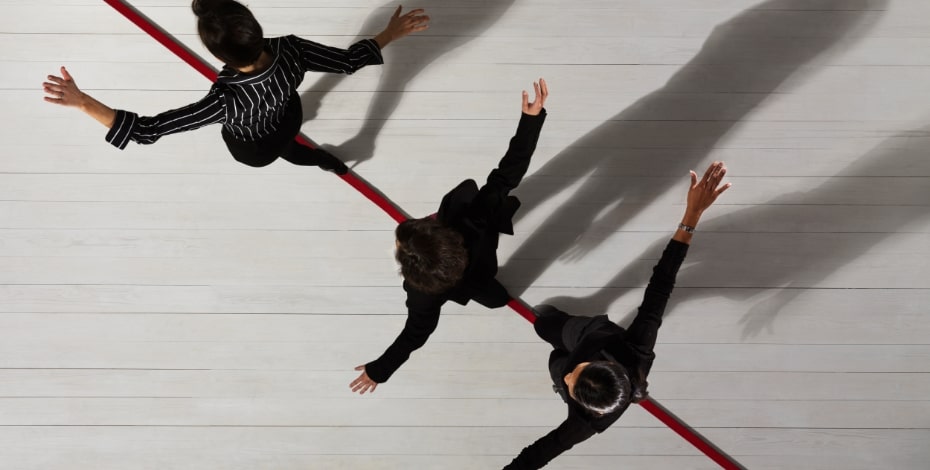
[
  {"xmin": 739, "ymin": 288, "xmax": 797, "ymax": 340},
  {"xmin": 560, "ymin": 235, "xmax": 599, "ymax": 263}
]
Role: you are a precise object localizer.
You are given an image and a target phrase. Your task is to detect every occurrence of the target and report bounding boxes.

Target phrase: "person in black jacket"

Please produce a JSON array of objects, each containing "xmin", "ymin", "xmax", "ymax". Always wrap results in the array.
[
  {"xmin": 42, "ymin": 0, "xmax": 429, "ymax": 173},
  {"xmin": 349, "ymin": 79, "xmax": 549, "ymax": 394},
  {"xmin": 504, "ymin": 161, "xmax": 731, "ymax": 469}
]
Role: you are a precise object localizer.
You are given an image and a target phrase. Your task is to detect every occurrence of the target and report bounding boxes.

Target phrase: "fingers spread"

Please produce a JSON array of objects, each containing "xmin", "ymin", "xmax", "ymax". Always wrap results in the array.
[{"xmin": 701, "ymin": 161, "xmax": 718, "ymax": 183}]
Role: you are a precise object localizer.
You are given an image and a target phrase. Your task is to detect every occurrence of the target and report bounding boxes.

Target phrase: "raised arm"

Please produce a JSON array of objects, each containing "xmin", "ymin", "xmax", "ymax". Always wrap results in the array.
[
  {"xmin": 349, "ymin": 289, "xmax": 445, "ymax": 394},
  {"xmin": 470, "ymin": 79, "xmax": 549, "ymax": 215},
  {"xmin": 626, "ymin": 162, "xmax": 732, "ymax": 378}
]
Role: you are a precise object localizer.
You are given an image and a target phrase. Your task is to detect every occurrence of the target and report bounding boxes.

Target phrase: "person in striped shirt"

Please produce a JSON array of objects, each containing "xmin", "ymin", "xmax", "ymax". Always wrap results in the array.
[{"xmin": 42, "ymin": 0, "xmax": 429, "ymax": 174}]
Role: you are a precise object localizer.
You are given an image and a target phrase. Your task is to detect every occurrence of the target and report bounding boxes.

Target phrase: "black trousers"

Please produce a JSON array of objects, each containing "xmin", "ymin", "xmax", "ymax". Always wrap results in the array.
[{"xmin": 221, "ymin": 93, "xmax": 331, "ymax": 168}]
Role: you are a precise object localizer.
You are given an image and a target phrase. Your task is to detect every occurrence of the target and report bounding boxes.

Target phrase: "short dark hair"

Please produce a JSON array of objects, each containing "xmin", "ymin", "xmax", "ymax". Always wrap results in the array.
[
  {"xmin": 192, "ymin": 0, "xmax": 264, "ymax": 68},
  {"xmin": 573, "ymin": 361, "xmax": 632, "ymax": 415},
  {"xmin": 395, "ymin": 218, "xmax": 468, "ymax": 295}
]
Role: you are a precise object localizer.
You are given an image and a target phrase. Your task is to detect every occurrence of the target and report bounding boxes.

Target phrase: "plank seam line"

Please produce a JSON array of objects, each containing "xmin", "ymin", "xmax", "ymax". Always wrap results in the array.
[{"xmin": 101, "ymin": 2, "xmax": 743, "ymax": 468}]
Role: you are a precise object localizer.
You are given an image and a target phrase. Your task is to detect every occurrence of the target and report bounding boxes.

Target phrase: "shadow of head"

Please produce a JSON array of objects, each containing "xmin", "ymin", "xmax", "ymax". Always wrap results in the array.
[
  {"xmin": 546, "ymin": 123, "xmax": 929, "ymax": 338},
  {"xmin": 499, "ymin": 0, "xmax": 889, "ymax": 294}
]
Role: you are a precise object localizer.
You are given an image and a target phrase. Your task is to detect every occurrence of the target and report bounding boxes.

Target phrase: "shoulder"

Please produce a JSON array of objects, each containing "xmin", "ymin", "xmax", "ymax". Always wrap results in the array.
[
  {"xmin": 404, "ymin": 282, "xmax": 446, "ymax": 310},
  {"xmin": 438, "ymin": 179, "xmax": 479, "ymax": 222}
]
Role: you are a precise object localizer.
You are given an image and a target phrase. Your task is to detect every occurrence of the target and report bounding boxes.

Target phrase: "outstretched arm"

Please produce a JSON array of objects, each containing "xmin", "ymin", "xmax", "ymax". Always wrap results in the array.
[
  {"xmin": 504, "ymin": 416, "xmax": 596, "ymax": 470},
  {"xmin": 292, "ymin": 7, "xmax": 426, "ymax": 77},
  {"xmin": 350, "ymin": 289, "xmax": 445, "ymax": 394},
  {"xmin": 44, "ymin": 66, "xmax": 226, "ymax": 149},
  {"xmin": 43, "ymin": 66, "xmax": 116, "ymax": 128}
]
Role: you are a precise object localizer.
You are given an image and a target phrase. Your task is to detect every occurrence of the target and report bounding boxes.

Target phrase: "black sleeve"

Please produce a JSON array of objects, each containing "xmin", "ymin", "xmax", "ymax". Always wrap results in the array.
[
  {"xmin": 105, "ymin": 89, "xmax": 226, "ymax": 149},
  {"xmin": 469, "ymin": 111, "xmax": 547, "ymax": 219},
  {"xmin": 625, "ymin": 239, "xmax": 689, "ymax": 374},
  {"xmin": 364, "ymin": 287, "xmax": 445, "ymax": 383},
  {"xmin": 292, "ymin": 36, "xmax": 384, "ymax": 74},
  {"xmin": 503, "ymin": 414, "xmax": 596, "ymax": 470}
]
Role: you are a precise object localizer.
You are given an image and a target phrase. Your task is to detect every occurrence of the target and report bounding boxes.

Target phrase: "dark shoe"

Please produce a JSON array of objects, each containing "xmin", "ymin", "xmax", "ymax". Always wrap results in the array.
[
  {"xmin": 313, "ymin": 148, "xmax": 348, "ymax": 175},
  {"xmin": 534, "ymin": 304, "xmax": 561, "ymax": 318}
]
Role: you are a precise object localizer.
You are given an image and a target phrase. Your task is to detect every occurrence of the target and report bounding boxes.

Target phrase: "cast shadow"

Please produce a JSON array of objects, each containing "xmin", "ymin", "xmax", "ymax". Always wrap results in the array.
[
  {"xmin": 497, "ymin": 0, "xmax": 887, "ymax": 295},
  {"xmin": 299, "ymin": 0, "xmax": 518, "ymax": 165},
  {"xmin": 542, "ymin": 124, "xmax": 930, "ymax": 338}
]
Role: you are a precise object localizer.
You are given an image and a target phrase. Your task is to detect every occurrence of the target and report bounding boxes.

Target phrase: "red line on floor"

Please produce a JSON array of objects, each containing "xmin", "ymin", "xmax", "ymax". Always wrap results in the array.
[{"xmin": 102, "ymin": 2, "xmax": 745, "ymax": 467}]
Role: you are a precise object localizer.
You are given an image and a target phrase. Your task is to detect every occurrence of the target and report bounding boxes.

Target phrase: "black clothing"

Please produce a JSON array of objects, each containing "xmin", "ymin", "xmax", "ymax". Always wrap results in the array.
[
  {"xmin": 221, "ymin": 92, "xmax": 346, "ymax": 173},
  {"xmin": 365, "ymin": 111, "xmax": 548, "ymax": 383},
  {"xmin": 505, "ymin": 239, "xmax": 690, "ymax": 470},
  {"xmin": 104, "ymin": 35, "xmax": 382, "ymax": 166}
]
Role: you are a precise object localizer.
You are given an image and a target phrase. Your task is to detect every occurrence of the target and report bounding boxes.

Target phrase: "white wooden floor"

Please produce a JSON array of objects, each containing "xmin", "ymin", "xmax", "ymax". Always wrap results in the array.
[{"xmin": 2, "ymin": 0, "xmax": 929, "ymax": 468}]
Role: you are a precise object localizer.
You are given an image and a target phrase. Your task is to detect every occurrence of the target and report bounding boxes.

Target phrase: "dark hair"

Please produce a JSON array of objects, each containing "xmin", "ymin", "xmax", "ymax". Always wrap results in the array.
[
  {"xmin": 192, "ymin": 0, "xmax": 264, "ymax": 68},
  {"xmin": 395, "ymin": 218, "xmax": 468, "ymax": 295},
  {"xmin": 573, "ymin": 361, "xmax": 631, "ymax": 415}
]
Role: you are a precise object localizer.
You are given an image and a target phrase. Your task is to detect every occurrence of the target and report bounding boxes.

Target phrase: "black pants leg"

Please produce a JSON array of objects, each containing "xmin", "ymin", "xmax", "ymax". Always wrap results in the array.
[
  {"xmin": 470, "ymin": 278, "xmax": 511, "ymax": 310},
  {"xmin": 533, "ymin": 304, "xmax": 571, "ymax": 350},
  {"xmin": 221, "ymin": 92, "xmax": 339, "ymax": 169}
]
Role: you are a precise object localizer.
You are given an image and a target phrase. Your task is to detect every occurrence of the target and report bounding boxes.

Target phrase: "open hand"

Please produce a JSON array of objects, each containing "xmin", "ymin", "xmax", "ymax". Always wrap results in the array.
[
  {"xmin": 522, "ymin": 78, "xmax": 548, "ymax": 116},
  {"xmin": 349, "ymin": 365, "xmax": 379, "ymax": 395},
  {"xmin": 375, "ymin": 6, "xmax": 430, "ymax": 48},
  {"xmin": 687, "ymin": 161, "xmax": 731, "ymax": 214},
  {"xmin": 43, "ymin": 66, "xmax": 85, "ymax": 108}
]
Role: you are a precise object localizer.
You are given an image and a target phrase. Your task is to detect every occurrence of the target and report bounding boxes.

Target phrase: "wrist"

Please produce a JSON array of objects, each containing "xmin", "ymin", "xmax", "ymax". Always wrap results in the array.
[
  {"xmin": 374, "ymin": 31, "xmax": 392, "ymax": 49},
  {"xmin": 681, "ymin": 208, "xmax": 702, "ymax": 227}
]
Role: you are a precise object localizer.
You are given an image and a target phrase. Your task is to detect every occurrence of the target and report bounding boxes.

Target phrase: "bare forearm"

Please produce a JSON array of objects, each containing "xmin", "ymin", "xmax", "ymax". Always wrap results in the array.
[
  {"xmin": 373, "ymin": 31, "xmax": 392, "ymax": 49},
  {"xmin": 79, "ymin": 92, "xmax": 117, "ymax": 129}
]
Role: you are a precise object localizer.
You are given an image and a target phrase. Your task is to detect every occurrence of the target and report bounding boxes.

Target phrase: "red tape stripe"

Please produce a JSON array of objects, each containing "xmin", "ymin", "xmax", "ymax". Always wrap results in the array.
[
  {"xmin": 104, "ymin": 0, "xmax": 217, "ymax": 81},
  {"xmin": 640, "ymin": 397, "xmax": 745, "ymax": 470},
  {"xmin": 103, "ymin": 2, "xmax": 745, "ymax": 467}
]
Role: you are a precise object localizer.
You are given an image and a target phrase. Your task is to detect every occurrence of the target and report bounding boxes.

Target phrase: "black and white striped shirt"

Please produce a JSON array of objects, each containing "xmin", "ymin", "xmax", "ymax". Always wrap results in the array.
[{"xmin": 105, "ymin": 36, "xmax": 383, "ymax": 149}]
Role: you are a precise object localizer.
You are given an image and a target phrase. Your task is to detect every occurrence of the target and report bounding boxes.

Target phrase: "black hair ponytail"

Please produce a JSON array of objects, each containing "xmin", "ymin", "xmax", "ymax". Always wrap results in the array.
[{"xmin": 192, "ymin": 0, "xmax": 264, "ymax": 68}]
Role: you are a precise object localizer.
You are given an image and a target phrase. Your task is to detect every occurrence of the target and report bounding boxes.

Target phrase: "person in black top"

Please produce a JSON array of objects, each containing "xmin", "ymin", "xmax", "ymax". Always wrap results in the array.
[
  {"xmin": 42, "ymin": 0, "xmax": 429, "ymax": 174},
  {"xmin": 349, "ymin": 79, "xmax": 549, "ymax": 394},
  {"xmin": 504, "ymin": 161, "xmax": 732, "ymax": 469}
]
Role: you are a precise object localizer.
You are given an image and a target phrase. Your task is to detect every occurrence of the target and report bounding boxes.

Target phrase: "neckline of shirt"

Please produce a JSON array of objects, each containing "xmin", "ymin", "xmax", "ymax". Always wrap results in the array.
[{"xmin": 220, "ymin": 39, "xmax": 282, "ymax": 85}]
